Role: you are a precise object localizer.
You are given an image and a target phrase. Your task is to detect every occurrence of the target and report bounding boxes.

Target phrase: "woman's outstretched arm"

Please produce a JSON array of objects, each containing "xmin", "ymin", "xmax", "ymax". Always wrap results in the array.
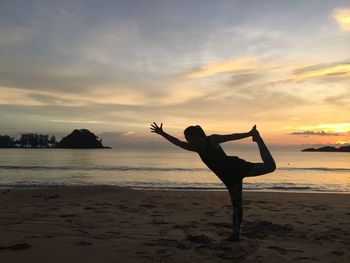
[
  {"xmin": 210, "ymin": 125, "xmax": 256, "ymax": 144},
  {"xmin": 150, "ymin": 122, "xmax": 196, "ymax": 152}
]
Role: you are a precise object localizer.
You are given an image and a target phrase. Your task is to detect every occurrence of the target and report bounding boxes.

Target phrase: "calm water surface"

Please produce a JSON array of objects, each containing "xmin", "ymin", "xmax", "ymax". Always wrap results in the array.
[{"xmin": 0, "ymin": 148, "xmax": 349, "ymax": 193}]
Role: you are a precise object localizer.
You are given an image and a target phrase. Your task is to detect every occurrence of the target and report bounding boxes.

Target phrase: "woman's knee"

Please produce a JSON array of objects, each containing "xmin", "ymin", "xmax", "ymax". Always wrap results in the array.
[
  {"xmin": 267, "ymin": 160, "xmax": 276, "ymax": 173},
  {"xmin": 247, "ymin": 162, "xmax": 275, "ymax": 177}
]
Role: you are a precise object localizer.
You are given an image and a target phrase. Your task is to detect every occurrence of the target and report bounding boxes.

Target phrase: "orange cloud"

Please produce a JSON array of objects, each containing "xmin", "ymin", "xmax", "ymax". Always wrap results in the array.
[
  {"xmin": 187, "ymin": 57, "xmax": 258, "ymax": 78},
  {"xmin": 260, "ymin": 62, "xmax": 350, "ymax": 86},
  {"xmin": 285, "ymin": 123, "xmax": 350, "ymax": 133},
  {"xmin": 0, "ymin": 86, "xmax": 145, "ymax": 106},
  {"xmin": 295, "ymin": 64, "xmax": 350, "ymax": 80},
  {"xmin": 336, "ymin": 140, "xmax": 350, "ymax": 145},
  {"xmin": 0, "ymin": 82, "xmax": 206, "ymax": 107},
  {"xmin": 333, "ymin": 8, "xmax": 350, "ymax": 31},
  {"xmin": 187, "ymin": 56, "xmax": 350, "ymax": 84}
]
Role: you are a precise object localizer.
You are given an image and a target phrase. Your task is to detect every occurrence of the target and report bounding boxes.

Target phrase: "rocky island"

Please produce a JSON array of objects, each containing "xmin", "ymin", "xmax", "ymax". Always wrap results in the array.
[
  {"xmin": 302, "ymin": 145, "xmax": 350, "ymax": 152},
  {"xmin": 56, "ymin": 129, "xmax": 111, "ymax": 149}
]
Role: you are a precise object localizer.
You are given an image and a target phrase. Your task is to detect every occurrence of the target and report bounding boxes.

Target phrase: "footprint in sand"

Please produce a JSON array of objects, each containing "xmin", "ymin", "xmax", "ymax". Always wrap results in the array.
[
  {"xmin": 242, "ymin": 220, "xmax": 293, "ymax": 239},
  {"xmin": 186, "ymin": 234, "xmax": 212, "ymax": 244},
  {"xmin": 75, "ymin": 241, "xmax": 92, "ymax": 246},
  {"xmin": 60, "ymin": 214, "xmax": 77, "ymax": 218},
  {"xmin": 267, "ymin": 245, "xmax": 304, "ymax": 254},
  {"xmin": 329, "ymin": 250, "xmax": 344, "ymax": 256},
  {"xmin": 44, "ymin": 195, "xmax": 59, "ymax": 200},
  {"xmin": 140, "ymin": 204, "xmax": 156, "ymax": 208},
  {"xmin": 151, "ymin": 218, "xmax": 169, "ymax": 225},
  {"xmin": 294, "ymin": 256, "xmax": 319, "ymax": 261},
  {"xmin": 208, "ymin": 222, "xmax": 231, "ymax": 228},
  {"xmin": 0, "ymin": 243, "xmax": 31, "ymax": 251},
  {"xmin": 205, "ymin": 211, "xmax": 216, "ymax": 216},
  {"xmin": 84, "ymin": 206, "xmax": 97, "ymax": 210}
]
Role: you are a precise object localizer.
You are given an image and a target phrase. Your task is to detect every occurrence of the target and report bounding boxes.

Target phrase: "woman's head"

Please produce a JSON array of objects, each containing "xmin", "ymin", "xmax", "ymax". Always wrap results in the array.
[{"xmin": 184, "ymin": 125, "xmax": 207, "ymax": 147}]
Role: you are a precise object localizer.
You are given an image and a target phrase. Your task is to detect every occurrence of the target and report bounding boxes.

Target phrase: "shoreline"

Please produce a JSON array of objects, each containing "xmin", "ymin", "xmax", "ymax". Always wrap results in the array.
[
  {"xmin": 1, "ymin": 184, "xmax": 349, "ymax": 195},
  {"xmin": 1, "ymin": 186, "xmax": 349, "ymax": 262},
  {"xmin": 131, "ymin": 187, "xmax": 350, "ymax": 194}
]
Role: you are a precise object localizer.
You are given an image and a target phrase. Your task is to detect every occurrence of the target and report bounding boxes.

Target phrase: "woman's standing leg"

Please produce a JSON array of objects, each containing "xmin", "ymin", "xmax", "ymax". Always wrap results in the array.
[{"xmin": 228, "ymin": 181, "xmax": 243, "ymax": 241}]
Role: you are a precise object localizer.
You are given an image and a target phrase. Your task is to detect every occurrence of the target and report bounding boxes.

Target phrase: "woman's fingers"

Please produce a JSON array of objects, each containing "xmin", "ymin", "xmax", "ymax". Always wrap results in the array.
[
  {"xmin": 150, "ymin": 122, "xmax": 163, "ymax": 134},
  {"xmin": 150, "ymin": 122, "xmax": 159, "ymax": 133},
  {"xmin": 151, "ymin": 122, "xmax": 162, "ymax": 129}
]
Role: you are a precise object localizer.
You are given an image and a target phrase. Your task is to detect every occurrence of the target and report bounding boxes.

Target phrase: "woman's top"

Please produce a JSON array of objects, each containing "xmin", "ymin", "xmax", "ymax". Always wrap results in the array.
[{"xmin": 196, "ymin": 137, "xmax": 253, "ymax": 187}]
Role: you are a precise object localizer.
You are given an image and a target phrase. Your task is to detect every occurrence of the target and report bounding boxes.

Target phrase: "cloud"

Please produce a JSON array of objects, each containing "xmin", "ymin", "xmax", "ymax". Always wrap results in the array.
[
  {"xmin": 333, "ymin": 8, "xmax": 350, "ymax": 31},
  {"xmin": 0, "ymin": 87, "xmax": 43, "ymax": 106},
  {"xmin": 185, "ymin": 57, "xmax": 350, "ymax": 93},
  {"xmin": 258, "ymin": 61, "xmax": 350, "ymax": 87},
  {"xmin": 336, "ymin": 140, "xmax": 350, "ymax": 145},
  {"xmin": 79, "ymin": 21, "xmax": 140, "ymax": 65},
  {"xmin": 43, "ymin": 119, "xmax": 106, "ymax": 124},
  {"xmin": 286, "ymin": 123, "xmax": 350, "ymax": 133},
  {"xmin": 187, "ymin": 58, "xmax": 258, "ymax": 78},
  {"xmin": 292, "ymin": 63, "xmax": 350, "ymax": 81},
  {"xmin": 0, "ymin": 85, "xmax": 146, "ymax": 106},
  {"xmin": 290, "ymin": 130, "xmax": 341, "ymax": 136},
  {"xmin": 0, "ymin": 78, "xmax": 207, "ymax": 107},
  {"xmin": 0, "ymin": 25, "xmax": 33, "ymax": 45},
  {"xmin": 227, "ymin": 73, "xmax": 262, "ymax": 87},
  {"xmin": 324, "ymin": 92, "xmax": 350, "ymax": 106}
]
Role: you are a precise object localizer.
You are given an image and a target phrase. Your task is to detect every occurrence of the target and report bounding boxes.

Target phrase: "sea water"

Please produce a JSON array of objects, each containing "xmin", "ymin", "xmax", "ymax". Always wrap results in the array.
[{"xmin": 0, "ymin": 147, "xmax": 349, "ymax": 193}]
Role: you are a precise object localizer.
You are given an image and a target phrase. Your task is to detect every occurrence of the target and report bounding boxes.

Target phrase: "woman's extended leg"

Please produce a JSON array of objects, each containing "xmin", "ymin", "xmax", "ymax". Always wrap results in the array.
[{"xmin": 246, "ymin": 131, "xmax": 276, "ymax": 177}]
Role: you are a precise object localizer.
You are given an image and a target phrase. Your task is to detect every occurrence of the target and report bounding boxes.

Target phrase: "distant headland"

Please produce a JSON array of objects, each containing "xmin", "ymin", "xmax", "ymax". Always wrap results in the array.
[
  {"xmin": 56, "ymin": 129, "xmax": 110, "ymax": 149},
  {"xmin": 0, "ymin": 129, "xmax": 111, "ymax": 149},
  {"xmin": 302, "ymin": 145, "xmax": 350, "ymax": 152}
]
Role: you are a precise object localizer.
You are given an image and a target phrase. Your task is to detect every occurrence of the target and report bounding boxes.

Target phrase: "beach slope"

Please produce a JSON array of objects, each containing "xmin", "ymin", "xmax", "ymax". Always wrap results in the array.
[{"xmin": 0, "ymin": 186, "xmax": 349, "ymax": 262}]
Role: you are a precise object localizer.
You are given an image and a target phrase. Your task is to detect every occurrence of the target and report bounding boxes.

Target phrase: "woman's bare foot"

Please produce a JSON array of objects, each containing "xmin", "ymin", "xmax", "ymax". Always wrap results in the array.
[{"xmin": 250, "ymin": 125, "xmax": 260, "ymax": 142}]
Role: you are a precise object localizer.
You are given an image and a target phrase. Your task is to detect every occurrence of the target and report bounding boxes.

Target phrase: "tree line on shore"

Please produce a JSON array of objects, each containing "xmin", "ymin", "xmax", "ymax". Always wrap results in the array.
[
  {"xmin": 0, "ymin": 133, "xmax": 57, "ymax": 148},
  {"xmin": 0, "ymin": 129, "xmax": 109, "ymax": 149}
]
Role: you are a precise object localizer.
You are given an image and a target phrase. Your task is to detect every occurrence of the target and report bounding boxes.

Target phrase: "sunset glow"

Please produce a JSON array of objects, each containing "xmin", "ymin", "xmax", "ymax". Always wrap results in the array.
[
  {"xmin": 0, "ymin": 1, "xmax": 349, "ymax": 148},
  {"xmin": 334, "ymin": 8, "xmax": 350, "ymax": 31},
  {"xmin": 293, "ymin": 123, "xmax": 350, "ymax": 133}
]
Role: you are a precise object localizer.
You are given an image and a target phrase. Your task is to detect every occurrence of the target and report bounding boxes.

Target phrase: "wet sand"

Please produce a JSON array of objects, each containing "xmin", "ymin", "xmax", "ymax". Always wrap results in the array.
[{"xmin": 0, "ymin": 186, "xmax": 349, "ymax": 262}]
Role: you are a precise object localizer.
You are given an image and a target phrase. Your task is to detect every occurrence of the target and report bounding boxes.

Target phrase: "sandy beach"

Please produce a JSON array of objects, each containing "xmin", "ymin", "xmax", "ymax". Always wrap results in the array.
[{"xmin": 0, "ymin": 186, "xmax": 349, "ymax": 262}]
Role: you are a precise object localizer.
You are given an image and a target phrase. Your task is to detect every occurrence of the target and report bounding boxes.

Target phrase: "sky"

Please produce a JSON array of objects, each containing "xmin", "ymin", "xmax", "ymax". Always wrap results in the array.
[{"xmin": 0, "ymin": 0, "xmax": 350, "ymax": 148}]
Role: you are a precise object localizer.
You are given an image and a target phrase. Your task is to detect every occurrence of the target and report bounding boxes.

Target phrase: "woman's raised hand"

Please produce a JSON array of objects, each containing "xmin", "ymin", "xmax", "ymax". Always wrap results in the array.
[{"xmin": 150, "ymin": 122, "xmax": 164, "ymax": 135}]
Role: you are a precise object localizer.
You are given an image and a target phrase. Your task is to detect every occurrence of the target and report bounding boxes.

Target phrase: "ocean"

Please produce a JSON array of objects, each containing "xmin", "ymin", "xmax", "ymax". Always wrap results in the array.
[{"xmin": 0, "ymin": 147, "xmax": 349, "ymax": 193}]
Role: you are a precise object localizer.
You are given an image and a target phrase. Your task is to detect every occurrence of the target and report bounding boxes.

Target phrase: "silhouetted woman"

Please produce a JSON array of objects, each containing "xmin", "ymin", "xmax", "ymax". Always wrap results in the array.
[{"xmin": 150, "ymin": 122, "xmax": 276, "ymax": 241}]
